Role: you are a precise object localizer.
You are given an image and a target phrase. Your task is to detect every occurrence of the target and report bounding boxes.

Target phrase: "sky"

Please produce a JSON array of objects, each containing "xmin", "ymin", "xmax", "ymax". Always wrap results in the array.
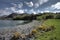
[{"xmin": 0, "ymin": 0, "xmax": 60, "ymax": 15}]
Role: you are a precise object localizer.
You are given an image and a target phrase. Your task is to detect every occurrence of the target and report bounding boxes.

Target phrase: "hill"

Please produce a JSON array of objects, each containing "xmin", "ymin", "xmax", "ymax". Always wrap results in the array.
[{"xmin": 35, "ymin": 19, "xmax": 60, "ymax": 40}]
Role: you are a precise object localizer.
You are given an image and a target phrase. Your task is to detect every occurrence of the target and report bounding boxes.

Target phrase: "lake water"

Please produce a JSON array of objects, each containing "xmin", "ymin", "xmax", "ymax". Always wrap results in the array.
[{"xmin": 0, "ymin": 20, "xmax": 25, "ymax": 28}]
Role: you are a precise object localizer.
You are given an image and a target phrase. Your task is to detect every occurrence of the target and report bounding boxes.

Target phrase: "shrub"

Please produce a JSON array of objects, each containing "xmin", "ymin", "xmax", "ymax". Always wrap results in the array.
[
  {"xmin": 37, "ymin": 15, "xmax": 46, "ymax": 20},
  {"xmin": 45, "ymin": 25, "xmax": 55, "ymax": 32},
  {"xmin": 13, "ymin": 32, "xmax": 20, "ymax": 38},
  {"xmin": 55, "ymin": 14, "xmax": 60, "ymax": 19},
  {"xmin": 31, "ymin": 29, "xmax": 38, "ymax": 34},
  {"xmin": 37, "ymin": 25, "xmax": 55, "ymax": 32},
  {"xmin": 10, "ymin": 32, "xmax": 20, "ymax": 40},
  {"xmin": 45, "ymin": 15, "xmax": 54, "ymax": 19},
  {"xmin": 37, "ymin": 25, "xmax": 47, "ymax": 31},
  {"xmin": 49, "ymin": 25, "xmax": 55, "ymax": 30}
]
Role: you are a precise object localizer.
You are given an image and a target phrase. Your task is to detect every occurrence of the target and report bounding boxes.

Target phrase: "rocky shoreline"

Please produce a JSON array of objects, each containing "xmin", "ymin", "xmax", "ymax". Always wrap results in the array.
[{"xmin": 0, "ymin": 20, "xmax": 41, "ymax": 40}]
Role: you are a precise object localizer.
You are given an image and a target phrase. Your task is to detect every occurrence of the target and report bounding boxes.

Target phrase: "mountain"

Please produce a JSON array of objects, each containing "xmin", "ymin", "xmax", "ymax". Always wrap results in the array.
[
  {"xmin": 0, "ymin": 13, "xmax": 42, "ymax": 20},
  {"xmin": 7, "ymin": 13, "xmax": 20, "ymax": 18},
  {"xmin": 0, "ymin": 15, "xmax": 8, "ymax": 20},
  {"xmin": 3, "ymin": 13, "xmax": 37, "ymax": 20}
]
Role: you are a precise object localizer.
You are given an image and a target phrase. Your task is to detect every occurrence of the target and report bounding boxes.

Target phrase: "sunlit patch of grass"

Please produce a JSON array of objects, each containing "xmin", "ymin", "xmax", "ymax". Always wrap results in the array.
[{"xmin": 35, "ymin": 19, "xmax": 60, "ymax": 40}]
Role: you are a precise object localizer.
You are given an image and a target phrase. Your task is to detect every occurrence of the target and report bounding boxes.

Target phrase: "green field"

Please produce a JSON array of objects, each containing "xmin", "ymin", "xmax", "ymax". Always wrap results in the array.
[{"xmin": 35, "ymin": 19, "xmax": 60, "ymax": 40}]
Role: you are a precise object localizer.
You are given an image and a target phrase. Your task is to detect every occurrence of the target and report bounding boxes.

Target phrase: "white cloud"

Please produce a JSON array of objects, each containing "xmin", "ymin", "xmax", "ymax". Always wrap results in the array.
[
  {"xmin": 5, "ymin": 6, "xmax": 23, "ymax": 13},
  {"xmin": 43, "ymin": 2, "xmax": 60, "ymax": 13},
  {"xmin": 18, "ymin": 3, "xmax": 23, "ymax": 8},
  {"xmin": 11, "ymin": 3, "xmax": 23, "ymax": 8},
  {"xmin": 29, "ymin": 9, "xmax": 34, "ymax": 12},
  {"xmin": 9, "ymin": 7, "xmax": 25, "ymax": 13},
  {"xmin": 25, "ymin": 1, "xmax": 33, "ymax": 7},
  {"xmin": 53, "ymin": 11, "xmax": 60, "ymax": 13},
  {"xmin": 10, "ymin": 7, "xmax": 16, "ymax": 12},
  {"xmin": 11, "ymin": 3, "xmax": 16, "ymax": 6},
  {"xmin": 35, "ymin": 3, "xmax": 39, "ymax": 8},
  {"xmin": 24, "ymin": 9, "xmax": 28, "ymax": 13},
  {"xmin": 11, "ymin": 3, "xmax": 17, "ymax": 7},
  {"xmin": 24, "ymin": 0, "xmax": 49, "ymax": 8},
  {"xmin": 5, "ymin": 7, "xmax": 16, "ymax": 12},
  {"xmin": 51, "ymin": 2, "xmax": 60, "ymax": 9},
  {"xmin": 29, "ymin": 9, "xmax": 37, "ymax": 14},
  {"xmin": 34, "ymin": 0, "xmax": 49, "ymax": 8},
  {"xmin": 33, "ymin": 12, "xmax": 36, "ymax": 14},
  {"xmin": 0, "ymin": 5, "xmax": 24, "ymax": 16},
  {"xmin": 0, "ymin": 9, "xmax": 11, "ymax": 16},
  {"xmin": 38, "ymin": 0, "xmax": 49, "ymax": 5},
  {"xmin": 15, "ymin": 10, "xmax": 24, "ymax": 13},
  {"xmin": 40, "ymin": 11, "xmax": 44, "ymax": 13},
  {"xmin": 37, "ymin": 10, "xmax": 40, "ymax": 13},
  {"xmin": 44, "ymin": 10, "xmax": 50, "ymax": 12}
]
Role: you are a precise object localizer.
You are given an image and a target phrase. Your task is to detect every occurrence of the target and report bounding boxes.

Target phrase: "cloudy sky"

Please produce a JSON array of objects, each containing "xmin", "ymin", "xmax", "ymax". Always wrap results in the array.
[{"xmin": 0, "ymin": 0, "xmax": 60, "ymax": 15}]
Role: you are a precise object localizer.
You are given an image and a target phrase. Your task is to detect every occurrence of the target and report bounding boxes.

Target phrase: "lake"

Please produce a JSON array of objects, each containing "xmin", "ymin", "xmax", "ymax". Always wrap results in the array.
[{"xmin": 0, "ymin": 20, "xmax": 27, "ymax": 28}]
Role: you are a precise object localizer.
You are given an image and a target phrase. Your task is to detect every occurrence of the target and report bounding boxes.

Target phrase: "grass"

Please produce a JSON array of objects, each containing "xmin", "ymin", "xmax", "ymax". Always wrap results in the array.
[{"xmin": 35, "ymin": 19, "xmax": 60, "ymax": 40}]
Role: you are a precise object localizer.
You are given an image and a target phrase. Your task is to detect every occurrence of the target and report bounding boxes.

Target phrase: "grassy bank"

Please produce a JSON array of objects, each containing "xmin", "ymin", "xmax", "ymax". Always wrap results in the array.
[
  {"xmin": 7, "ymin": 19, "xmax": 60, "ymax": 40},
  {"xmin": 35, "ymin": 19, "xmax": 60, "ymax": 40}
]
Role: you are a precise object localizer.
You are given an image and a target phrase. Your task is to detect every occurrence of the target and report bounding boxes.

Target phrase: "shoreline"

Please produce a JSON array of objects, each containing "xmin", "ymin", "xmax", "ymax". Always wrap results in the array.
[{"xmin": 0, "ymin": 20, "xmax": 41, "ymax": 40}]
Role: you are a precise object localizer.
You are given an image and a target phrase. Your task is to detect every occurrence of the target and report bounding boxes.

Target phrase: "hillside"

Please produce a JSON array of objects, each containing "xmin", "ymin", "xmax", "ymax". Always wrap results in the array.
[
  {"xmin": 0, "ymin": 13, "xmax": 39, "ymax": 20},
  {"xmin": 35, "ymin": 19, "xmax": 60, "ymax": 40}
]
